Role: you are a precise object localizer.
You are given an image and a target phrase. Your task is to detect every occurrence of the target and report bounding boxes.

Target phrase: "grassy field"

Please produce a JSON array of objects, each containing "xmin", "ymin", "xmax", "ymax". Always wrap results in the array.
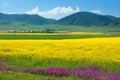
[
  {"xmin": 0, "ymin": 24, "xmax": 120, "ymax": 33},
  {"xmin": 0, "ymin": 33, "xmax": 120, "ymax": 80},
  {"xmin": 0, "ymin": 32, "xmax": 120, "ymax": 40},
  {"xmin": 0, "ymin": 71, "xmax": 78, "ymax": 80}
]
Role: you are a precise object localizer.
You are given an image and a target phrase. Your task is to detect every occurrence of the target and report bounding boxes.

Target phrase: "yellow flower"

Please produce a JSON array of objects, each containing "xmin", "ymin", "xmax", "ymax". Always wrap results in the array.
[{"xmin": 0, "ymin": 37, "xmax": 120, "ymax": 64}]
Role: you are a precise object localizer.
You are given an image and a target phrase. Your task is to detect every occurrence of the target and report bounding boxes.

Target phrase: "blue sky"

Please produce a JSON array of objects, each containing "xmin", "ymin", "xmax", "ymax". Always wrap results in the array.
[{"xmin": 0, "ymin": 0, "xmax": 120, "ymax": 19}]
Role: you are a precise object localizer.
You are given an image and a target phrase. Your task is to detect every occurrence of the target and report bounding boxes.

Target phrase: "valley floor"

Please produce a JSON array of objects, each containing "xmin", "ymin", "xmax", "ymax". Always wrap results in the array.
[{"xmin": 0, "ymin": 36, "xmax": 120, "ymax": 80}]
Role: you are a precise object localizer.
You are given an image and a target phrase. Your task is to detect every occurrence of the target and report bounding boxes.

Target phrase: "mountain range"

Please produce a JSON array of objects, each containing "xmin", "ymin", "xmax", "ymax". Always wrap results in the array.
[
  {"xmin": 56, "ymin": 12, "xmax": 117, "ymax": 26},
  {"xmin": 103, "ymin": 18, "xmax": 120, "ymax": 27},
  {"xmin": 0, "ymin": 12, "xmax": 120, "ymax": 27},
  {"xmin": 0, "ymin": 12, "xmax": 56, "ymax": 25}
]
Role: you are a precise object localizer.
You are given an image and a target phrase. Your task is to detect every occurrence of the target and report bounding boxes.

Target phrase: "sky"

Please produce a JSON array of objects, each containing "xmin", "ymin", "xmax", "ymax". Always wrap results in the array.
[{"xmin": 0, "ymin": 0, "xmax": 120, "ymax": 20}]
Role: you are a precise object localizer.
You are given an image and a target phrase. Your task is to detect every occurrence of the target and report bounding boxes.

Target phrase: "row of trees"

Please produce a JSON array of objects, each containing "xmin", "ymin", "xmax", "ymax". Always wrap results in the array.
[{"xmin": 8, "ymin": 28, "xmax": 57, "ymax": 33}]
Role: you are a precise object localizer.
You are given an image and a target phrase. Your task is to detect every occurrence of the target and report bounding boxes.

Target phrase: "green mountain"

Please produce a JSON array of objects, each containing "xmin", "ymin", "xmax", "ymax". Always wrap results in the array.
[
  {"xmin": 0, "ymin": 20, "xmax": 15, "ymax": 25},
  {"xmin": 103, "ymin": 18, "xmax": 120, "ymax": 26},
  {"xmin": 0, "ymin": 12, "xmax": 56, "ymax": 25},
  {"xmin": 56, "ymin": 12, "xmax": 117, "ymax": 26},
  {"xmin": 0, "ymin": 12, "xmax": 119, "ymax": 28}
]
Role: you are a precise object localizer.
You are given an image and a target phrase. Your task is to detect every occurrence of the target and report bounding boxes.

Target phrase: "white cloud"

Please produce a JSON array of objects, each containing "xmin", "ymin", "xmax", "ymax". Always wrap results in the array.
[
  {"xmin": 90, "ymin": 10, "xmax": 102, "ymax": 14},
  {"xmin": 26, "ymin": 6, "xmax": 80, "ymax": 20}
]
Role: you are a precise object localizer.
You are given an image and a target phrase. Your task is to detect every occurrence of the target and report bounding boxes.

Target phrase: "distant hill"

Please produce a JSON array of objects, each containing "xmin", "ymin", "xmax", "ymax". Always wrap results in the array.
[
  {"xmin": 0, "ymin": 12, "xmax": 56, "ymax": 25},
  {"xmin": 0, "ymin": 20, "xmax": 15, "ymax": 25},
  {"xmin": 56, "ymin": 12, "xmax": 117, "ymax": 26},
  {"xmin": 103, "ymin": 18, "xmax": 120, "ymax": 26},
  {"xmin": 0, "ymin": 12, "xmax": 119, "ymax": 27}
]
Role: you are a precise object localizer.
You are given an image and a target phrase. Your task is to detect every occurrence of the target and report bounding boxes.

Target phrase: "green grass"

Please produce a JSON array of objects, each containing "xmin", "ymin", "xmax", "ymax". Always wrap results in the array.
[
  {"xmin": 1, "ymin": 56, "xmax": 120, "ymax": 80},
  {"xmin": 0, "ymin": 24, "xmax": 120, "ymax": 33},
  {"xmin": 0, "ymin": 71, "xmax": 92, "ymax": 80},
  {"xmin": 0, "ymin": 71, "xmax": 42, "ymax": 80},
  {"xmin": 0, "ymin": 33, "xmax": 120, "ymax": 40},
  {"xmin": 1, "ymin": 55, "xmax": 120, "ymax": 72},
  {"xmin": 0, "ymin": 71, "xmax": 83, "ymax": 80}
]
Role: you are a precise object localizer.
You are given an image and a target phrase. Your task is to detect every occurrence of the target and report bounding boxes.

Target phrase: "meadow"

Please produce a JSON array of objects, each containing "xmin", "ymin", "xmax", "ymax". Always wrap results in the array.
[
  {"xmin": 0, "ymin": 32, "xmax": 120, "ymax": 40},
  {"xmin": 1, "ymin": 24, "xmax": 120, "ymax": 33},
  {"xmin": 0, "ymin": 33, "xmax": 120, "ymax": 80}
]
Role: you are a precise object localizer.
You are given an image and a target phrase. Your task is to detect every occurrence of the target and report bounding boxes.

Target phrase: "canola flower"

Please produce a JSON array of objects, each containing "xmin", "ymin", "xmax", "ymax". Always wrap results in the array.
[
  {"xmin": 0, "ymin": 37, "xmax": 120, "ymax": 79},
  {"xmin": 0, "ymin": 37, "xmax": 120, "ymax": 64}
]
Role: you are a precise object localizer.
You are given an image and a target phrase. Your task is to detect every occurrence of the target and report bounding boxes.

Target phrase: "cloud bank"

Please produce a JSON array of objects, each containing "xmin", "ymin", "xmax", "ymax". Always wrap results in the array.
[{"xmin": 26, "ymin": 6, "xmax": 80, "ymax": 20}]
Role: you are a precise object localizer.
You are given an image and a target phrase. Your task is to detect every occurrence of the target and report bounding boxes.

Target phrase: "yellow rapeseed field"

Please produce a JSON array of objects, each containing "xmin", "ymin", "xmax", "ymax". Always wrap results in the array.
[{"xmin": 0, "ymin": 37, "xmax": 120, "ymax": 64}]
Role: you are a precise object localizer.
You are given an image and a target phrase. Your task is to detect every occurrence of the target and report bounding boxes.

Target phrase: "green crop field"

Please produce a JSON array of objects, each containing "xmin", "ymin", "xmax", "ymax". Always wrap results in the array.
[{"xmin": 0, "ymin": 32, "xmax": 120, "ymax": 40}]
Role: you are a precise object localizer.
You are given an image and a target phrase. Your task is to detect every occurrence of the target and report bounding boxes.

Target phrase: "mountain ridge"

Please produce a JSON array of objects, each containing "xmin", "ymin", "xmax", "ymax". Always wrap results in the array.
[
  {"xmin": 0, "ymin": 12, "xmax": 56, "ymax": 25},
  {"xmin": 103, "ymin": 18, "xmax": 120, "ymax": 26},
  {"xmin": 55, "ymin": 12, "xmax": 118, "ymax": 26},
  {"xmin": 0, "ymin": 12, "xmax": 120, "ymax": 27}
]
